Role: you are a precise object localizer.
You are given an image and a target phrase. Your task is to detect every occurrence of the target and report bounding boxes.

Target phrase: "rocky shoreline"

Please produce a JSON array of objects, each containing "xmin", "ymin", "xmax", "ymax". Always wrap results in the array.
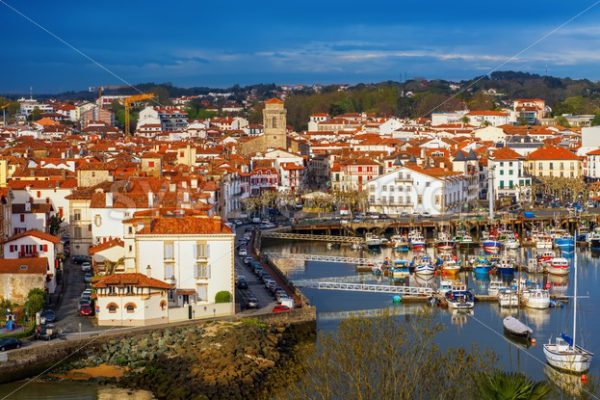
[{"xmin": 54, "ymin": 317, "xmax": 315, "ymax": 399}]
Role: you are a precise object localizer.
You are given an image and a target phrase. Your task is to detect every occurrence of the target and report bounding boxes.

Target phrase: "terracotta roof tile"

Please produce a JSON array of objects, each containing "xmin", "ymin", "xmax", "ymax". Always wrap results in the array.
[{"xmin": 93, "ymin": 273, "xmax": 172, "ymax": 289}]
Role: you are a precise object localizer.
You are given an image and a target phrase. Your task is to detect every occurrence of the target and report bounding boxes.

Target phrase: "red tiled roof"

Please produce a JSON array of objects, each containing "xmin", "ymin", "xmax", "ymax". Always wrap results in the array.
[
  {"xmin": 265, "ymin": 98, "xmax": 283, "ymax": 105},
  {"xmin": 490, "ymin": 147, "xmax": 522, "ymax": 161},
  {"xmin": 0, "ymin": 257, "xmax": 47, "ymax": 274},
  {"xmin": 92, "ymin": 273, "xmax": 172, "ymax": 289},
  {"xmin": 137, "ymin": 216, "xmax": 232, "ymax": 235},
  {"xmin": 526, "ymin": 145, "xmax": 580, "ymax": 161},
  {"xmin": 4, "ymin": 230, "xmax": 60, "ymax": 244},
  {"xmin": 89, "ymin": 238, "xmax": 124, "ymax": 255}
]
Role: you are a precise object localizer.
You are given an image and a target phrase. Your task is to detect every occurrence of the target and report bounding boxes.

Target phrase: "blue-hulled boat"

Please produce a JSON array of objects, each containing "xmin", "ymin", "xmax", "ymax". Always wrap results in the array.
[
  {"xmin": 555, "ymin": 235, "xmax": 575, "ymax": 251},
  {"xmin": 482, "ymin": 239, "xmax": 502, "ymax": 254},
  {"xmin": 473, "ymin": 257, "xmax": 492, "ymax": 274}
]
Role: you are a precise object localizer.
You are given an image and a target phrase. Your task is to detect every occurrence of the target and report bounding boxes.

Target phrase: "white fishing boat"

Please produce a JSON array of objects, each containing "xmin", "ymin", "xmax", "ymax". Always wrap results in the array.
[
  {"xmin": 498, "ymin": 288, "xmax": 519, "ymax": 308},
  {"xmin": 415, "ymin": 263, "xmax": 436, "ymax": 275},
  {"xmin": 445, "ymin": 284, "xmax": 475, "ymax": 310},
  {"xmin": 439, "ymin": 279, "xmax": 455, "ymax": 295},
  {"xmin": 365, "ymin": 233, "xmax": 383, "ymax": 248},
  {"xmin": 504, "ymin": 237, "xmax": 520, "ymax": 250},
  {"xmin": 547, "ymin": 257, "xmax": 570, "ymax": 276},
  {"xmin": 487, "ymin": 278, "xmax": 505, "ymax": 296},
  {"xmin": 522, "ymin": 288, "xmax": 550, "ymax": 309},
  {"xmin": 544, "ymin": 233, "xmax": 594, "ymax": 373},
  {"xmin": 533, "ymin": 232, "xmax": 553, "ymax": 249}
]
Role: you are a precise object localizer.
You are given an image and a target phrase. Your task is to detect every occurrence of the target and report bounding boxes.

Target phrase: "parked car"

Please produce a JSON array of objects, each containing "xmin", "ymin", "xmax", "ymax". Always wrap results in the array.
[
  {"xmin": 237, "ymin": 277, "xmax": 248, "ymax": 290},
  {"xmin": 246, "ymin": 296, "xmax": 259, "ymax": 309},
  {"xmin": 0, "ymin": 338, "xmax": 22, "ymax": 351},
  {"xmin": 81, "ymin": 262, "xmax": 92, "ymax": 272},
  {"xmin": 422, "ymin": 211, "xmax": 432, "ymax": 218},
  {"xmin": 400, "ymin": 211, "xmax": 410, "ymax": 217},
  {"xmin": 271, "ymin": 305, "xmax": 291, "ymax": 313},
  {"xmin": 40, "ymin": 309, "xmax": 56, "ymax": 323},
  {"xmin": 238, "ymin": 248, "xmax": 248, "ymax": 256},
  {"xmin": 80, "ymin": 304, "xmax": 94, "ymax": 316},
  {"xmin": 78, "ymin": 298, "xmax": 91, "ymax": 311},
  {"xmin": 252, "ymin": 217, "xmax": 261, "ymax": 224}
]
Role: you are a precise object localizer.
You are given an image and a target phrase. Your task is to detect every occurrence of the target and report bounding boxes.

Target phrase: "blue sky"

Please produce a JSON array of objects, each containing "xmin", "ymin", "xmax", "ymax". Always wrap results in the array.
[{"xmin": 2, "ymin": 0, "xmax": 600, "ymax": 93}]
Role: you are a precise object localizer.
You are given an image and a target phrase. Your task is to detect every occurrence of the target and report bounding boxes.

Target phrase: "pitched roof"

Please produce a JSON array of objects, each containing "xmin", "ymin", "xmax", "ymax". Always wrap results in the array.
[
  {"xmin": 89, "ymin": 238, "xmax": 124, "ymax": 255},
  {"xmin": 490, "ymin": 147, "xmax": 522, "ymax": 160},
  {"xmin": 137, "ymin": 215, "xmax": 232, "ymax": 235},
  {"xmin": 265, "ymin": 98, "xmax": 283, "ymax": 105},
  {"xmin": 92, "ymin": 273, "xmax": 172, "ymax": 289},
  {"xmin": 526, "ymin": 145, "xmax": 580, "ymax": 161},
  {"xmin": 4, "ymin": 230, "xmax": 60, "ymax": 244},
  {"xmin": 0, "ymin": 257, "xmax": 48, "ymax": 274}
]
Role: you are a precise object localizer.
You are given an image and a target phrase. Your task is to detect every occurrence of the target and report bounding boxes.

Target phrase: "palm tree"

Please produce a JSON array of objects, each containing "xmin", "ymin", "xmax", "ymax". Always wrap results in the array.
[{"xmin": 474, "ymin": 370, "xmax": 551, "ymax": 400}]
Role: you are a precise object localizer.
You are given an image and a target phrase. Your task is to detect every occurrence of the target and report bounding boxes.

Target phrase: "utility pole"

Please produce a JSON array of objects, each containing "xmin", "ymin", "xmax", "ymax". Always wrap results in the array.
[{"xmin": 488, "ymin": 166, "xmax": 495, "ymax": 220}]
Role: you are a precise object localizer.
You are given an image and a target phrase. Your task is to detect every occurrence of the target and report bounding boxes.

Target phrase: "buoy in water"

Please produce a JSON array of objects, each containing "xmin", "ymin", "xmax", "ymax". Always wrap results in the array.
[
  {"xmin": 392, "ymin": 295, "xmax": 402, "ymax": 304},
  {"xmin": 530, "ymin": 338, "xmax": 537, "ymax": 345}
]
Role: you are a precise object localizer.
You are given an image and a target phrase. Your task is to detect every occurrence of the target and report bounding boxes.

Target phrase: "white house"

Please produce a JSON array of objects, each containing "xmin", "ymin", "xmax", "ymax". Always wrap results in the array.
[
  {"xmin": 367, "ymin": 165, "xmax": 471, "ymax": 215},
  {"xmin": 2, "ymin": 230, "xmax": 60, "ymax": 293},
  {"xmin": 93, "ymin": 273, "xmax": 171, "ymax": 326},
  {"xmin": 122, "ymin": 214, "xmax": 235, "ymax": 311},
  {"xmin": 488, "ymin": 147, "xmax": 532, "ymax": 202},
  {"xmin": 11, "ymin": 203, "xmax": 53, "ymax": 235},
  {"xmin": 466, "ymin": 110, "xmax": 511, "ymax": 127},
  {"xmin": 473, "ymin": 126, "xmax": 507, "ymax": 143},
  {"xmin": 585, "ymin": 148, "xmax": 600, "ymax": 181}
]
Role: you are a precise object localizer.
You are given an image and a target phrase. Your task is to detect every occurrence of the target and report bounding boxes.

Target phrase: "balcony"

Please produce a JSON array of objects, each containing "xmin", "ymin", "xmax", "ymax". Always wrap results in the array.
[{"xmin": 19, "ymin": 251, "xmax": 39, "ymax": 258}]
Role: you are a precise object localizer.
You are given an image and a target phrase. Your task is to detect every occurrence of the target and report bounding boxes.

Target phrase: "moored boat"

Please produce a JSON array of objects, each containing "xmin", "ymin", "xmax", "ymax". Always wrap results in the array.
[
  {"xmin": 498, "ymin": 288, "xmax": 519, "ymax": 308},
  {"xmin": 496, "ymin": 257, "xmax": 515, "ymax": 275},
  {"xmin": 455, "ymin": 230, "xmax": 474, "ymax": 247},
  {"xmin": 555, "ymin": 235, "xmax": 575, "ymax": 251},
  {"xmin": 391, "ymin": 235, "xmax": 410, "ymax": 252},
  {"xmin": 547, "ymin": 257, "xmax": 570, "ymax": 276},
  {"xmin": 365, "ymin": 233, "xmax": 383, "ymax": 249},
  {"xmin": 390, "ymin": 259, "xmax": 411, "ymax": 278},
  {"xmin": 482, "ymin": 239, "xmax": 502, "ymax": 254},
  {"xmin": 435, "ymin": 231, "xmax": 455, "ymax": 251},
  {"xmin": 445, "ymin": 285, "xmax": 475, "ymax": 310},
  {"xmin": 473, "ymin": 257, "xmax": 492, "ymax": 274},
  {"xmin": 521, "ymin": 288, "xmax": 550, "ymax": 309},
  {"xmin": 589, "ymin": 227, "xmax": 600, "ymax": 250},
  {"xmin": 503, "ymin": 316, "xmax": 533, "ymax": 341}
]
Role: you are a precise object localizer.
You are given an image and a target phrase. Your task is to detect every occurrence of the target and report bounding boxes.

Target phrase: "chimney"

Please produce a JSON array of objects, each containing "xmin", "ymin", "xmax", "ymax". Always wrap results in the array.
[
  {"xmin": 106, "ymin": 192, "xmax": 113, "ymax": 208},
  {"xmin": 148, "ymin": 191, "xmax": 154, "ymax": 208}
]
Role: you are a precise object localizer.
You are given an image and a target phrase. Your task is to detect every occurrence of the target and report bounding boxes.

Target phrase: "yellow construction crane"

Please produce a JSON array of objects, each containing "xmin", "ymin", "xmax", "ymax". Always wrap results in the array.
[{"xmin": 124, "ymin": 93, "xmax": 155, "ymax": 136}]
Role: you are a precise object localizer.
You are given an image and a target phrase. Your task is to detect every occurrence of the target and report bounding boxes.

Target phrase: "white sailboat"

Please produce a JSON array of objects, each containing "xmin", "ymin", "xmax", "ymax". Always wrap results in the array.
[{"xmin": 543, "ymin": 232, "xmax": 593, "ymax": 373}]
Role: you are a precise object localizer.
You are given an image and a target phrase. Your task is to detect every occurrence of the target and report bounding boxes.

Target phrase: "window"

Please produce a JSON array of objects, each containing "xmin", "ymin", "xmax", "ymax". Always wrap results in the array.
[
  {"xmin": 125, "ymin": 303, "xmax": 136, "ymax": 313},
  {"xmin": 164, "ymin": 263, "xmax": 174, "ymax": 280},
  {"xmin": 500, "ymin": 181, "xmax": 504, "ymax": 189},
  {"xmin": 196, "ymin": 242, "xmax": 209, "ymax": 258},
  {"xmin": 509, "ymin": 180, "xmax": 514, "ymax": 189},
  {"xmin": 425, "ymin": 182, "xmax": 430, "ymax": 187},
  {"xmin": 107, "ymin": 303, "xmax": 118, "ymax": 313},
  {"xmin": 549, "ymin": 162, "xmax": 554, "ymax": 170},
  {"xmin": 125, "ymin": 285, "xmax": 134, "ymax": 295},
  {"xmin": 164, "ymin": 242, "xmax": 174, "ymax": 260},
  {"xmin": 509, "ymin": 170, "xmax": 513, "ymax": 175},
  {"xmin": 500, "ymin": 170, "xmax": 504, "ymax": 175},
  {"xmin": 195, "ymin": 262, "xmax": 210, "ymax": 279},
  {"xmin": 148, "ymin": 161, "xmax": 155, "ymax": 168},
  {"xmin": 560, "ymin": 162, "xmax": 564, "ymax": 170},
  {"xmin": 500, "ymin": 162, "xmax": 504, "ymax": 167},
  {"xmin": 196, "ymin": 284, "xmax": 208, "ymax": 302},
  {"xmin": 389, "ymin": 186, "xmax": 394, "ymax": 193},
  {"xmin": 538, "ymin": 162, "xmax": 542, "ymax": 169},
  {"xmin": 36, "ymin": 191, "xmax": 41, "ymax": 198},
  {"xmin": 108, "ymin": 286, "xmax": 116, "ymax": 295},
  {"xmin": 369, "ymin": 185, "xmax": 375, "ymax": 193},
  {"xmin": 73, "ymin": 209, "xmax": 81, "ymax": 221},
  {"xmin": 509, "ymin": 162, "xmax": 513, "ymax": 167},
  {"xmin": 417, "ymin": 195, "xmax": 423, "ymax": 205},
  {"xmin": 74, "ymin": 226, "xmax": 82, "ymax": 238}
]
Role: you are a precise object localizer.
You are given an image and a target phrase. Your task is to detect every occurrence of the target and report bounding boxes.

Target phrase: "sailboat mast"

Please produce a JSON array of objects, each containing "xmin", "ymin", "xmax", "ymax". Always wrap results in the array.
[{"xmin": 573, "ymin": 223, "xmax": 578, "ymax": 350}]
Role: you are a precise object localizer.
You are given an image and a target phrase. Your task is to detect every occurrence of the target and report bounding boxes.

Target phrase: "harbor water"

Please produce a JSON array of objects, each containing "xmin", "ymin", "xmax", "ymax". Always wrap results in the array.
[{"xmin": 265, "ymin": 240, "xmax": 600, "ymax": 386}]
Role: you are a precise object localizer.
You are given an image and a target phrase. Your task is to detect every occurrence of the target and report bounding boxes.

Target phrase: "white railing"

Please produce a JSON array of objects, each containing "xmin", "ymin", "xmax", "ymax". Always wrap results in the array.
[{"xmin": 294, "ymin": 280, "xmax": 435, "ymax": 295}]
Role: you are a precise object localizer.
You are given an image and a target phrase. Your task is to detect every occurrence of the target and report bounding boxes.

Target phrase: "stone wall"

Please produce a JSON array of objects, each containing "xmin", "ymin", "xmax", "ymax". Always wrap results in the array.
[{"xmin": 0, "ymin": 308, "xmax": 316, "ymax": 385}]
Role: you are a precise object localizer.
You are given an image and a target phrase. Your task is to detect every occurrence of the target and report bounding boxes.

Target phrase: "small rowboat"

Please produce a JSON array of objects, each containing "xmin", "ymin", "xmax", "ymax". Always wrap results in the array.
[{"xmin": 503, "ymin": 316, "xmax": 533, "ymax": 341}]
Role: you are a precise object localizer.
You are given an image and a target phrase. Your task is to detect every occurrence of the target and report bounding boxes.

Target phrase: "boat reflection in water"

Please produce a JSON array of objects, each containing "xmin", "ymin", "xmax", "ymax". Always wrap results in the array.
[
  {"xmin": 449, "ymin": 309, "xmax": 473, "ymax": 327},
  {"xmin": 544, "ymin": 364, "xmax": 584, "ymax": 397},
  {"xmin": 547, "ymin": 274, "xmax": 569, "ymax": 296},
  {"xmin": 522, "ymin": 308, "xmax": 551, "ymax": 329}
]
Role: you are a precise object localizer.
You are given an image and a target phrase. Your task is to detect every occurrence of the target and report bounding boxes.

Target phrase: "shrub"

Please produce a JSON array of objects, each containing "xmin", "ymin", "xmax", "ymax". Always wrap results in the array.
[{"xmin": 215, "ymin": 291, "xmax": 232, "ymax": 303}]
